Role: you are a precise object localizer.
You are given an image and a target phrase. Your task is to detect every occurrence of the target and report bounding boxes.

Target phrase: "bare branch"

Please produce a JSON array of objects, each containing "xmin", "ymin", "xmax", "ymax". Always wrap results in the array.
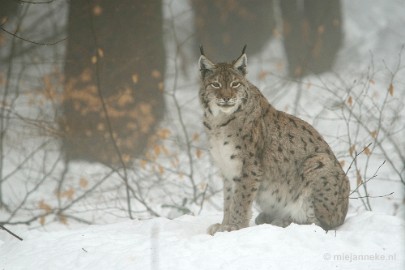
[
  {"xmin": 0, "ymin": 25, "xmax": 67, "ymax": 46},
  {"xmin": 350, "ymin": 192, "xmax": 394, "ymax": 200},
  {"xmin": 15, "ymin": 0, "xmax": 55, "ymax": 4},
  {"xmin": 350, "ymin": 160, "xmax": 386, "ymax": 196},
  {"xmin": 0, "ymin": 225, "xmax": 23, "ymax": 241},
  {"xmin": 345, "ymin": 143, "xmax": 373, "ymax": 176}
]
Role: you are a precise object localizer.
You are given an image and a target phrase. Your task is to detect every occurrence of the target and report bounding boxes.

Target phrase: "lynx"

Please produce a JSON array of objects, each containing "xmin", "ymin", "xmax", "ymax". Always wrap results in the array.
[{"xmin": 198, "ymin": 46, "xmax": 350, "ymax": 235}]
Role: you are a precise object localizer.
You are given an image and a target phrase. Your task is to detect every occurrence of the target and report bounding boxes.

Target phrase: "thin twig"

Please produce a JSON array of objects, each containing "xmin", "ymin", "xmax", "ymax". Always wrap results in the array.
[
  {"xmin": 5, "ymin": 153, "xmax": 62, "ymax": 222},
  {"xmin": 0, "ymin": 26, "xmax": 67, "ymax": 46},
  {"xmin": 16, "ymin": 0, "xmax": 55, "ymax": 4},
  {"xmin": 0, "ymin": 224, "xmax": 23, "ymax": 241},
  {"xmin": 350, "ymin": 192, "xmax": 394, "ymax": 200},
  {"xmin": 350, "ymin": 160, "xmax": 386, "ymax": 196},
  {"xmin": 345, "ymin": 143, "xmax": 372, "ymax": 176},
  {"xmin": 86, "ymin": 0, "xmax": 133, "ymax": 219},
  {"xmin": 167, "ymin": 2, "xmax": 198, "ymax": 202},
  {"xmin": 198, "ymin": 183, "xmax": 208, "ymax": 215},
  {"xmin": 1, "ymin": 169, "xmax": 115, "ymax": 226}
]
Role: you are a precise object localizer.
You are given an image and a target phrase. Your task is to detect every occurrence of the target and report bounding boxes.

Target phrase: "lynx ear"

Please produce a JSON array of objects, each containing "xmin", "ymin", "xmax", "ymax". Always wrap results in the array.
[
  {"xmin": 199, "ymin": 55, "xmax": 216, "ymax": 72},
  {"xmin": 199, "ymin": 46, "xmax": 216, "ymax": 77},
  {"xmin": 233, "ymin": 45, "xmax": 247, "ymax": 75}
]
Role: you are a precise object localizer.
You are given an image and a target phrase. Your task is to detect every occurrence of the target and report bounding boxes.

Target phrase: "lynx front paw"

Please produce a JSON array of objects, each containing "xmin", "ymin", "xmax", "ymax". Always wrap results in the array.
[
  {"xmin": 207, "ymin": 223, "xmax": 242, "ymax": 235},
  {"xmin": 207, "ymin": 223, "xmax": 222, "ymax": 235}
]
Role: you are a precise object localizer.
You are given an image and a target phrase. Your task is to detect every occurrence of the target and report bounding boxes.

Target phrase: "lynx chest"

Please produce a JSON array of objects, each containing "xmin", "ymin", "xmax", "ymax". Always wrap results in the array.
[{"xmin": 208, "ymin": 131, "xmax": 242, "ymax": 181}]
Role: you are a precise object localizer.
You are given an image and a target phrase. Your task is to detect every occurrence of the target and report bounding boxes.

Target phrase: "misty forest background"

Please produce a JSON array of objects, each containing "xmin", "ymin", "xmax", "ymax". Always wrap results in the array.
[{"xmin": 0, "ymin": 0, "xmax": 404, "ymax": 227}]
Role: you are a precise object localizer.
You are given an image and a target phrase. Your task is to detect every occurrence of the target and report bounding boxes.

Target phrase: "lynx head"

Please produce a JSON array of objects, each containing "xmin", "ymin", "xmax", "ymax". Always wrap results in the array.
[{"xmin": 199, "ymin": 46, "xmax": 249, "ymax": 116}]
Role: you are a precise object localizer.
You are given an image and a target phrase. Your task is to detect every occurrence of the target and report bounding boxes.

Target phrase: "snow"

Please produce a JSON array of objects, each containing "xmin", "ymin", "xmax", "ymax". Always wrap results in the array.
[{"xmin": 1, "ymin": 212, "xmax": 403, "ymax": 270}]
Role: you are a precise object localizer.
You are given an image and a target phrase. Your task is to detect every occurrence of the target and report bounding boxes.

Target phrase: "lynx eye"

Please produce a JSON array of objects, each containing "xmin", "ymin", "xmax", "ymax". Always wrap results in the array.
[
  {"xmin": 231, "ymin": 81, "xmax": 241, "ymax": 88},
  {"xmin": 210, "ymin": 82, "xmax": 221, "ymax": 88}
]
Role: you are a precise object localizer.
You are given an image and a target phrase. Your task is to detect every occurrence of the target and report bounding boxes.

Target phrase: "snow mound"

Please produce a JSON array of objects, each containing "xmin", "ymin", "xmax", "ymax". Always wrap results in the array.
[{"xmin": 1, "ymin": 212, "xmax": 403, "ymax": 270}]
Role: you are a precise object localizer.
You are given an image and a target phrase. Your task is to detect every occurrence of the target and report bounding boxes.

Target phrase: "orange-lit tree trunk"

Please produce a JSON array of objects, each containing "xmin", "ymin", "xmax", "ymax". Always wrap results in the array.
[{"xmin": 61, "ymin": 0, "xmax": 165, "ymax": 166}]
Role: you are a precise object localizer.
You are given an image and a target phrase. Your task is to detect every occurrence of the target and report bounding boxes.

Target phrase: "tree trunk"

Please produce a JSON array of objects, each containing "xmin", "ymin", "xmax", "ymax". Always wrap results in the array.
[
  {"xmin": 0, "ymin": 0, "xmax": 18, "ymax": 49},
  {"xmin": 0, "ymin": 0, "xmax": 18, "ymax": 24},
  {"xmin": 61, "ymin": 0, "xmax": 165, "ymax": 166},
  {"xmin": 280, "ymin": 0, "xmax": 343, "ymax": 77},
  {"xmin": 191, "ymin": 0, "xmax": 275, "ymax": 61}
]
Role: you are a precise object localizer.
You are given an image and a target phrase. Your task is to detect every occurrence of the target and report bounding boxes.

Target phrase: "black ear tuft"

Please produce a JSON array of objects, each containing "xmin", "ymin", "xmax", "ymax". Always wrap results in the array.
[
  {"xmin": 200, "ymin": 45, "xmax": 205, "ymax": 56},
  {"xmin": 241, "ymin": 45, "xmax": 247, "ymax": 55}
]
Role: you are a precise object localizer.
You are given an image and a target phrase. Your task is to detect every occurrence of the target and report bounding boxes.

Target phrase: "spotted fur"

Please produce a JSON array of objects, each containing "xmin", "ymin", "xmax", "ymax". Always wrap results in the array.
[{"xmin": 199, "ymin": 47, "xmax": 350, "ymax": 235}]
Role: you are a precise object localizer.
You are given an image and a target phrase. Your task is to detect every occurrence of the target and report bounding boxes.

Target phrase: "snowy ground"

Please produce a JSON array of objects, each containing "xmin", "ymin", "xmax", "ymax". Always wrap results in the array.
[
  {"xmin": 1, "ymin": 0, "xmax": 405, "ymax": 269},
  {"xmin": 1, "ymin": 212, "xmax": 403, "ymax": 270}
]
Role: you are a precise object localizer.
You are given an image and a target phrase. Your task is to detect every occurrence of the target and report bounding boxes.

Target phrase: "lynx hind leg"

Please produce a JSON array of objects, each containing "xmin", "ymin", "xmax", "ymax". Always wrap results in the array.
[
  {"xmin": 255, "ymin": 213, "xmax": 292, "ymax": 228},
  {"xmin": 302, "ymin": 153, "xmax": 350, "ymax": 230},
  {"xmin": 255, "ymin": 212, "xmax": 273, "ymax": 225}
]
